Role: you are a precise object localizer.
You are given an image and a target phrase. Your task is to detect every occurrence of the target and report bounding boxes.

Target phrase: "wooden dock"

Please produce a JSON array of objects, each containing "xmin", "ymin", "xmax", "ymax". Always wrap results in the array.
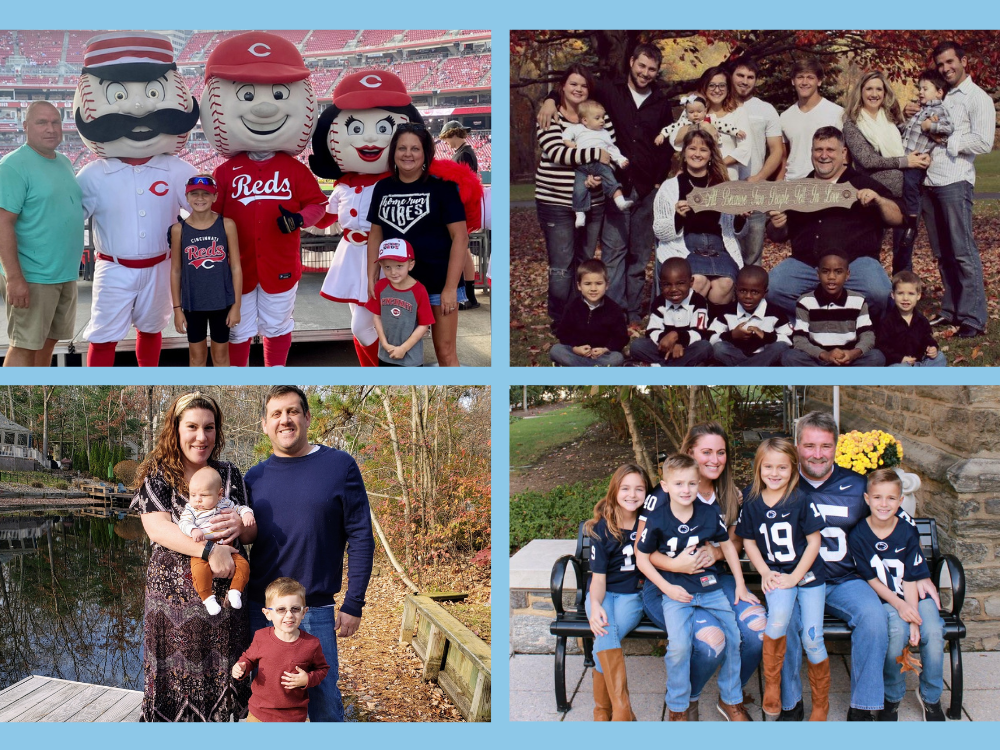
[{"xmin": 0, "ymin": 676, "xmax": 142, "ymax": 722}]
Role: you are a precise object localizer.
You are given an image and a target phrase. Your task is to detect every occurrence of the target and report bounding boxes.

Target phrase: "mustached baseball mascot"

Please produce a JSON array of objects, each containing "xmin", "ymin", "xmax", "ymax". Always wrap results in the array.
[
  {"xmin": 308, "ymin": 71, "xmax": 424, "ymax": 366},
  {"xmin": 203, "ymin": 32, "xmax": 327, "ymax": 367},
  {"xmin": 75, "ymin": 32, "xmax": 200, "ymax": 366}
]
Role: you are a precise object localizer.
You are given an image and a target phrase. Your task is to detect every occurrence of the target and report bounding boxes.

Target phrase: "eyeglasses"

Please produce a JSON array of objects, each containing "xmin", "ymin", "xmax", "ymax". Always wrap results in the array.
[
  {"xmin": 266, "ymin": 606, "xmax": 304, "ymax": 615},
  {"xmin": 706, "ymin": 83, "xmax": 727, "ymax": 91},
  {"xmin": 187, "ymin": 175, "xmax": 216, "ymax": 188}
]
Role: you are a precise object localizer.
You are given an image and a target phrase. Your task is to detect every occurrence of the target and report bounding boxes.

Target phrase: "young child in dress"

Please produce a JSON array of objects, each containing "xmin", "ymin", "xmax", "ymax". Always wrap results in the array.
[
  {"xmin": 169, "ymin": 174, "xmax": 242, "ymax": 367},
  {"xmin": 655, "ymin": 94, "xmax": 746, "ymax": 150},
  {"xmin": 877, "ymin": 271, "xmax": 945, "ymax": 367},
  {"xmin": 735, "ymin": 438, "xmax": 829, "ymax": 720},
  {"xmin": 363, "ymin": 238, "xmax": 435, "ymax": 367},
  {"xmin": 584, "ymin": 463, "xmax": 651, "ymax": 720},
  {"xmin": 708, "ymin": 265, "xmax": 792, "ymax": 366},
  {"xmin": 232, "ymin": 577, "xmax": 330, "ymax": 722},
  {"xmin": 178, "ymin": 465, "xmax": 255, "ymax": 615},
  {"xmin": 848, "ymin": 469, "xmax": 946, "ymax": 722},
  {"xmin": 562, "ymin": 100, "xmax": 633, "ymax": 227},
  {"xmin": 898, "ymin": 70, "xmax": 953, "ymax": 251},
  {"xmin": 550, "ymin": 259, "xmax": 628, "ymax": 367},
  {"xmin": 636, "ymin": 454, "xmax": 758, "ymax": 721},
  {"xmin": 629, "ymin": 258, "xmax": 712, "ymax": 366}
]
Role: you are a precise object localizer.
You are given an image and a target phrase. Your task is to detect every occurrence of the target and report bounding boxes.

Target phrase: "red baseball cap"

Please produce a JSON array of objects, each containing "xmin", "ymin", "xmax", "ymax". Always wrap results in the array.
[
  {"xmin": 205, "ymin": 32, "xmax": 310, "ymax": 83},
  {"xmin": 333, "ymin": 70, "xmax": 411, "ymax": 110},
  {"xmin": 378, "ymin": 238, "xmax": 415, "ymax": 262},
  {"xmin": 185, "ymin": 175, "xmax": 218, "ymax": 195}
]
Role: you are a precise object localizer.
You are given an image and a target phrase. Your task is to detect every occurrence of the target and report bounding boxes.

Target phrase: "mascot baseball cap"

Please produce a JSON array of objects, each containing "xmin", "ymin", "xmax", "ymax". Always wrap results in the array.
[
  {"xmin": 82, "ymin": 31, "xmax": 177, "ymax": 80},
  {"xmin": 205, "ymin": 31, "xmax": 310, "ymax": 83},
  {"xmin": 378, "ymin": 238, "xmax": 415, "ymax": 262},
  {"xmin": 333, "ymin": 71, "xmax": 411, "ymax": 109}
]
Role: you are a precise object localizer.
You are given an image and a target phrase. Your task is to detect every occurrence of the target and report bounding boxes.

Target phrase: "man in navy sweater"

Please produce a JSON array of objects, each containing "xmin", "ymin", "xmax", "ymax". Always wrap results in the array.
[{"xmin": 245, "ymin": 385, "xmax": 375, "ymax": 722}]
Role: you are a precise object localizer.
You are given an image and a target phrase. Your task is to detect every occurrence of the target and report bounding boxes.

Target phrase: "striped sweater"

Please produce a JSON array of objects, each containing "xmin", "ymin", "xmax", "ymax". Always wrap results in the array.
[
  {"xmin": 792, "ymin": 287, "xmax": 875, "ymax": 357},
  {"xmin": 645, "ymin": 290, "xmax": 709, "ymax": 346},
  {"xmin": 535, "ymin": 113, "xmax": 618, "ymax": 208},
  {"xmin": 708, "ymin": 299, "xmax": 792, "ymax": 354}
]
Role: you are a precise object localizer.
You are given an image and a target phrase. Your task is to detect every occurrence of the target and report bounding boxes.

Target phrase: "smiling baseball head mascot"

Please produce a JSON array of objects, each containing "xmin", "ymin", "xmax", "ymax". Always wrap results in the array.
[
  {"xmin": 203, "ymin": 31, "xmax": 327, "ymax": 367},
  {"xmin": 307, "ymin": 70, "xmax": 423, "ymax": 366},
  {"xmin": 74, "ymin": 32, "xmax": 200, "ymax": 366}
]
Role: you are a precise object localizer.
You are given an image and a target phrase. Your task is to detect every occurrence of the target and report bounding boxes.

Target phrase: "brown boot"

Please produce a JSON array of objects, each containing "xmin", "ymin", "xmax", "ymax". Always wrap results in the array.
[
  {"xmin": 762, "ymin": 634, "xmax": 787, "ymax": 718},
  {"xmin": 686, "ymin": 701, "xmax": 699, "ymax": 721},
  {"xmin": 593, "ymin": 669, "xmax": 612, "ymax": 721},
  {"xmin": 597, "ymin": 648, "xmax": 635, "ymax": 721},
  {"xmin": 669, "ymin": 707, "xmax": 689, "ymax": 721},
  {"xmin": 716, "ymin": 699, "xmax": 751, "ymax": 721},
  {"xmin": 807, "ymin": 658, "xmax": 831, "ymax": 721}
]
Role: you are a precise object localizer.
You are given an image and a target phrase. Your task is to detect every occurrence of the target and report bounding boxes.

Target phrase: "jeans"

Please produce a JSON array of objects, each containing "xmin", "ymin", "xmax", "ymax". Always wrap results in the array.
[
  {"xmin": 891, "ymin": 225, "xmax": 913, "ymax": 276},
  {"xmin": 643, "ymin": 575, "xmax": 766, "ymax": 699},
  {"xmin": 661, "ymin": 588, "xmax": 744, "ymax": 710},
  {"xmin": 781, "ymin": 578, "xmax": 889, "ymax": 711},
  {"xmin": 884, "ymin": 597, "xmax": 945, "ymax": 704},
  {"xmin": 251, "ymin": 602, "xmax": 344, "ymax": 721},
  {"xmin": 765, "ymin": 584, "xmax": 828, "ymax": 664},
  {"xmin": 585, "ymin": 591, "xmax": 644, "ymax": 672},
  {"xmin": 901, "ymin": 168, "xmax": 923, "ymax": 217},
  {"xmin": 536, "ymin": 201, "xmax": 602, "ymax": 326},
  {"xmin": 888, "ymin": 351, "xmax": 947, "ymax": 367},
  {"xmin": 781, "ymin": 348, "xmax": 887, "ymax": 367},
  {"xmin": 922, "ymin": 180, "xmax": 987, "ymax": 330},
  {"xmin": 712, "ymin": 340, "xmax": 789, "ymax": 367},
  {"xmin": 736, "ymin": 211, "xmax": 767, "ymax": 267},
  {"xmin": 767, "ymin": 256, "xmax": 892, "ymax": 323},
  {"xmin": 601, "ymin": 189, "xmax": 656, "ymax": 322},
  {"xmin": 549, "ymin": 343, "xmax": 624, "ymax": 367},
  {"xmin": 629, "ymin": 337, "xmax": 713, "ymax": 366},
  {"xmin": 573, "ymin": 163, "xmax": 621, "ymax": 213}
]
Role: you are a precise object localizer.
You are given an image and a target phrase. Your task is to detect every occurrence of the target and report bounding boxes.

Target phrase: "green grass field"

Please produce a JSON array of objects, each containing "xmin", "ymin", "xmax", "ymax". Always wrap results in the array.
[{"xmin": 509, "ymin": 403, "xmax": 597, "ymax": 469}]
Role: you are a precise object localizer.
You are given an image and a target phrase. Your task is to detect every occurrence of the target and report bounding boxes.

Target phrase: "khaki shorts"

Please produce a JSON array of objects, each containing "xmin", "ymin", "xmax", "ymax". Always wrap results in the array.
[{"xmin": 0, "ymin": 276, "xmax": 77, "ymax": 351}]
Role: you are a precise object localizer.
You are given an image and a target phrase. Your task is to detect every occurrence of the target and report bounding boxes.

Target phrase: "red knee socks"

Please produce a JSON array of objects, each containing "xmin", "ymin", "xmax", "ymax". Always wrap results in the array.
[
  {"xmin": 87, "ymin": 340, "xmax": 117, "ymax": 367},
  {"xmin": 262, "ymin": 333, "xmax": 292, "ymax": 367},
  {"xmin": 354, "ymin": 338, "xmax": 380, "ymax": 367},
  {"xmin": 229, "ymin": 339, "xmax": 252, "ymax": 367},
  {"xmin": 135, "ymin": 330, "xmax": 161, "ymax": 367}
]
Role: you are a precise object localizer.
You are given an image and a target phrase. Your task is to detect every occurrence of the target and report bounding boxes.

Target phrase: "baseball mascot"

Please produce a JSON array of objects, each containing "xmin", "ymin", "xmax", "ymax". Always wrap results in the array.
[
  {"xmin": 75, "ymin": 32, "xmax": 199, "ymax": 366},
  {"xmin": 203, "ymin": 32, "xmax": 327, "ymax": 367}
]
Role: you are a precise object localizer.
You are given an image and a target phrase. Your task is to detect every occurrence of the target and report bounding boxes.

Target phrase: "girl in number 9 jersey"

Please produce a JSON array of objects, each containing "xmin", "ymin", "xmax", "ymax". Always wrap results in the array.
[
  {"xmin": 735, "ymin": 438, "xmax": 830, "ymax": 720},
  {"xmin": 583, "ymin": 463, "xmax": 651, "ymax": 721}
]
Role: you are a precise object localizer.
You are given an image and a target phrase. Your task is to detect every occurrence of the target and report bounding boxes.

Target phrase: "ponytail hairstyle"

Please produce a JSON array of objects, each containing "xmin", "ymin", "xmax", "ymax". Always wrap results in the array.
[
  {"xmin": 584, "ymin": 463, "xmax": 651, "ymax": 544},
  {"xmin": 680, "ymin": 421, "xmax": 741, "ymax": 526},
  {"xmin": 749, "ymin": 437, "xmax": 800, "ymax": 504}
]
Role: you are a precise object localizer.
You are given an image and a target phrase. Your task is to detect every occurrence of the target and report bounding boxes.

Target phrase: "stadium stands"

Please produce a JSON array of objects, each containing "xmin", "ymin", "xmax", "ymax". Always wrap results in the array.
[
  {"xmin": 433, "ymin": 54, "xmax": 490, "ymax": 90},
  {"xmin": 178, "ymin": 32, "xmax": 215, "ymax": 63},
  {"xmin": 16, "ymin": 30, "xmax": 64, "ymax": 65},
  {"xmin": 403, "ymin": 30, "xmax": 448, "ymax": 43},
  {"xmin": 303, "ymin": 30, "xmax": 358, "ymax": 55},
  {"xmin": 356, "ymin": 30, "xmax": 402, "ymax": 49},
  {"xmin": 64, "ymin": 31, "xmax": 88, "ymax": 64}
]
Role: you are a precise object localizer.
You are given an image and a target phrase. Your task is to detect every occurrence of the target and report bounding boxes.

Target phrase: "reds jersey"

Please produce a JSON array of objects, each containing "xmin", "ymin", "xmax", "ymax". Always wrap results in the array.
[
  {"xmin": 78, "ymin": 155, "xmax": 195, "ymax": 259},
  {"xmin": 213, "ymin": 152, "xmax": 327, "ymax": 294}
]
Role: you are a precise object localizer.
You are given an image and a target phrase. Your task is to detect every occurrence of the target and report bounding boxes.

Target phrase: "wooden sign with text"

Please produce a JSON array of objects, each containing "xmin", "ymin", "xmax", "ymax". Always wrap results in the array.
[{"xmin": 688, "ymin": 178, "xmax": 858, "ymax": 214}]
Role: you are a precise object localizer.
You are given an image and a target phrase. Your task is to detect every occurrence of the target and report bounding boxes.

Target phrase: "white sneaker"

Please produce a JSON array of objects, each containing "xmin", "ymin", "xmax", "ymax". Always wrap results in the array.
[
  {"xmin": 228, "ymin": 589, "xmax": 243, "ymax": 609},
  {"xmin": 203, "ymin": 595, "xmax": 222, "ymax": 615},
  {"xmin": 574, "ymin": 211, "xmax": 586, "ymax": 228}
]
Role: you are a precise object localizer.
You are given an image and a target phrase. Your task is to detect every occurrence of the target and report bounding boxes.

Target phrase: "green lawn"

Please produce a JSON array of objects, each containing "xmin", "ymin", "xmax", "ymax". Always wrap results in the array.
[
  {"xmin": 509, "ymin": 402, "xmax": 597, "ymax": 469},
  {"xmin": 511, "ymin": 183, "xmax": 535, "ymax": 203},
  {"xmin": 975, "ymin": 149, "xmax": 1000, "ymax": 194}
]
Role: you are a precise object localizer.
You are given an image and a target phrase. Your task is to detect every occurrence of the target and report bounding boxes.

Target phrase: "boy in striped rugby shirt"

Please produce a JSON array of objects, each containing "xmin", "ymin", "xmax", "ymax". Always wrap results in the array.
[
  {"xmin": 629, "ymin": 258, "xmax": 712, "ymax": 366},
  {"xmin": 708, "ymin": 265, "xmax": 792, "ymax": 366},
  {"xmin": 781, "ymin": 251, "xmax": 886, "ymax": 366}
]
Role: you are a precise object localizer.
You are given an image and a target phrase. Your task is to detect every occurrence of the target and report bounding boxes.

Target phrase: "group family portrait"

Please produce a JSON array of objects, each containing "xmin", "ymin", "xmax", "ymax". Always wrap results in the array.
[
  {"xmin": 510, "ymin": 386, "xmax": 1000, "ymax": 721},
  {"xmin": 509, "ymin": 30, "xmax": 1000, "ymax": 367},
  {"xmin": 0, "ymin": 385, "xmax": 491, "ymax": 722}
]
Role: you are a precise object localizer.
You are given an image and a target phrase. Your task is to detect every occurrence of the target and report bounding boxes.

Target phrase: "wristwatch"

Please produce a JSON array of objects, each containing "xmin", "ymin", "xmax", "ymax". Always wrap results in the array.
[{"xmin": 202, "ymin": 541, "xmax": 215, "ymax": 561}]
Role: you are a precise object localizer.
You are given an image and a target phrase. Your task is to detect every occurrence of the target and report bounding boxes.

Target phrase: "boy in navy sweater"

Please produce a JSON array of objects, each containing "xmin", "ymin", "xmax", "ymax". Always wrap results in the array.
[
  {"xmin": 629, "ymin": 258, "xmax": 711, "ymax": 366},
  {"xmin": 550, "ymin": 259, "xmax": 628, "ymax": 366}
]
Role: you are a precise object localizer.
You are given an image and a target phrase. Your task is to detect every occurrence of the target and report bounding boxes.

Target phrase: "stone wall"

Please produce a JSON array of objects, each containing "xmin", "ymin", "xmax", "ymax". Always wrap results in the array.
[{"xmin": 805, "ymin": 386, "xmax": 1000, "ymax": 650}]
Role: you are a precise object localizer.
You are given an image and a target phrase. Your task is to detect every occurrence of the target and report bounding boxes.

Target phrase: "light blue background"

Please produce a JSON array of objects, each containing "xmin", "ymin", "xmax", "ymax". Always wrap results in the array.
[{"xmin": 5, "ymin": 1, "xmax": 1000, "ymax": 741}]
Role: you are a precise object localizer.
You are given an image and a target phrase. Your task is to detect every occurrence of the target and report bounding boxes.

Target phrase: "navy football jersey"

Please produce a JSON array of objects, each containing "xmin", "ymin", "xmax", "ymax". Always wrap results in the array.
[
  {"xmin": 638, "ymin": 484, "xmax": 669, "ymax": 525},
  {"xmin": 589, "ymin": 517, "xmax": 644, "ymax": 594},
  {"xmin": 795, "ymin": 465, "xmax": 869, "ymax": 584},
  {"xmin": 849, "ymin": 518, "xmax": 929, "ymax": 601},
  {"xmin": 636, "ymin": 499, "xmax": 730, "ymax": 594},
  {"xmin": 734, "ymin": 488, "xmax": 826, "ymax": 585}
]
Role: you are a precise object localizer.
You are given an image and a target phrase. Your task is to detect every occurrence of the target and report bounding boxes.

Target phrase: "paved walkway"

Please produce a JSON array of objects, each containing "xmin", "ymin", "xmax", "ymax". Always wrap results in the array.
[{"xmin": 510, "ymin": 651, "xmax": 1000, "ymax": 721}]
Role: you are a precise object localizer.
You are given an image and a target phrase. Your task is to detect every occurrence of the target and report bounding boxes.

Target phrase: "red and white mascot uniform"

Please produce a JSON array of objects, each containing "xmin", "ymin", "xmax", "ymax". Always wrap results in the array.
[
  {"xmin": 203, "ymin": 32, "xmax": 326, "ymax": 367},
  {"xmin": 74, "ymin": 32, "xmax": 199, "ymax": 366},
  {"xmin": 308, "ymin": 71, "xmax": 423, "ymax": 366}
]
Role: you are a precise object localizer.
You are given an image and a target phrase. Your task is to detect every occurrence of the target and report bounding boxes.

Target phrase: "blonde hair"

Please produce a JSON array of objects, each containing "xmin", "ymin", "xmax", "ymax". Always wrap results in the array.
[
  {"xmin": 866, "ymin": 468, "xmax": 903, "ymax": 494},
  {"xmin": 749, "ymin": 437, "xmax": 800, "ymax": 503},
  {"xmin": 584, "ymin": 464, "xmax": 651, "ymax": 544},
  {"xmin": 845, "ymin": 70, "xmax": 902, "ymax": 125},
  {"xmin": 578, "ymin": 99, "xmax": 606, "ymax": 120},
  {"xmin": 265, "ymin": 577, "xmax": 307, "ymax": 606}
]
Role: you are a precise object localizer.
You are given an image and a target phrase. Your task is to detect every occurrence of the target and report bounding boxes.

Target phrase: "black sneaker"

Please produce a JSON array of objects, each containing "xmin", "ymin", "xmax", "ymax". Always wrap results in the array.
[
  {"xmin": 956, "ymin": 323, "xmax": 984, "ymax": 339},
  {"xmin": 917, "ymin": 692, "xmax": 946, "ymax": 721},
  {"xmin": 848, "ymin": 706, "xmax": 875, "ymax": 721},
  {"xmin": 876, "ymin": 701, "xmax": 899, "ymax": 721},
  {"xmin": 928, "ymin": 314, "xmax": 956, "ymax": 327},
  {"xmin": 776, "ymin": 700, "xmax": 804, "ymax": 721}
]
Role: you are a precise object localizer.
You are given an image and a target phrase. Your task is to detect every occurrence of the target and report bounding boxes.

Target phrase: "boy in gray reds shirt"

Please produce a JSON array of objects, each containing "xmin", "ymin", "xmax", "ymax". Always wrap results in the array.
[{"xmin": 364, "ymin": 239, "xmax": 435, "ymax": 366}]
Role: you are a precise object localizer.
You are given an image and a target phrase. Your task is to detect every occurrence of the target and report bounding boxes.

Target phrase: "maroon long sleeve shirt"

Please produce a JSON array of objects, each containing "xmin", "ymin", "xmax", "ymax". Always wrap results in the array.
[{"xmin": 236, "ymin": 627, "xmax": 330, "ymax": 722}]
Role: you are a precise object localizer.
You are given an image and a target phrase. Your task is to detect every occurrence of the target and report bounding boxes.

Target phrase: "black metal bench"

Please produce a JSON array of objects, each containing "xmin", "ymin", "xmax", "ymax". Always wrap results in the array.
[{"xmin": 549, "ymin": 517, "xmax": 966, "ymax": 718}]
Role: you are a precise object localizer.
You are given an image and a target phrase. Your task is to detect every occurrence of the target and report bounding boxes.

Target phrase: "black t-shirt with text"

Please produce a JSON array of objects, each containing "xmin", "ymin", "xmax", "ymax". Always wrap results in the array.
[
  {"xmin": 849, "ymin": 517, "xmax": 929, "ymax": 601},
  {"xmin": 735, "ymin": 488, "xmax": 826, "ymax": 585},
  {"xmin": 589, "ymin": 517, "xmax": 644, "ymax": 594},
  {"xmin": 637, "ymin": 499, "xmax": 730, "ymax": 594}
]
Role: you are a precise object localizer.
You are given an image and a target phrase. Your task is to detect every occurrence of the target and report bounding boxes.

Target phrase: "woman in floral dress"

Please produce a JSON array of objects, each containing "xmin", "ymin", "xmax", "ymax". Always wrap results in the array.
[{"xmin": 131, "ymin": 392, "xmax": 255, "ymax": 721}]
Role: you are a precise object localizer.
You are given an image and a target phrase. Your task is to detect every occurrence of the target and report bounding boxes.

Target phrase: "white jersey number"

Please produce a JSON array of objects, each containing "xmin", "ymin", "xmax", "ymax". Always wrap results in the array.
[
  {"xmin": 871, "ymin": 555, "xmax": 906, "ymax": 595},
  {"xmin": 758, "ymin": 521, "xmax": 796, "ymax": 563},
  {"xmin": 621, "ymin": 544, "xmax": 635, "ymax": 572},
  {"xmin": 814, "ymin": 503, "xmax": 851, "ymax": 562},
  {"xmin": 665, "ymin": 536, "xmax": 700, "ymax": 557}
]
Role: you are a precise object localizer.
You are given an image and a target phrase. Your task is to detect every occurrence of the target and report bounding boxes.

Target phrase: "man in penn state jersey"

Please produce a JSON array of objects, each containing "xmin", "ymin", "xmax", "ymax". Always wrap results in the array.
[{"xmin": 777, "ymin": 411, "xmax": 939, "ymax": 722}]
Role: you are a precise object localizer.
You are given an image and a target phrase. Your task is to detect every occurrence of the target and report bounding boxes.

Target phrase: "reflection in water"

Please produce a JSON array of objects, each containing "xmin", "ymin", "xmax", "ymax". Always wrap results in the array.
[{"xmin": 0, "ymin": 512, "xmax": 148, "ymax": 691}]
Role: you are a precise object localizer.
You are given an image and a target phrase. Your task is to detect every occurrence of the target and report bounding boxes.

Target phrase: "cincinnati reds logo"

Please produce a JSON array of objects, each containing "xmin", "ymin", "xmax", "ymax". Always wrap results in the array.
[
  {"xmin": 248, "ymin": 43, "xmax": 271, "ymax": 57},
  {"xmin": 231, "ymin": 172, "xmax": 292, "ymax": 206},
  {"xmin": 150, "ymin": 181, "xmax": 169, "ymax": 196},
  {"xmin": 185, "ymin": 241, "xmax": 227, "ymax": 268},
  {"xmin": 360, "ymin": 74, "xmax": 382, "ymax": 88},
  {"xmin": 391, "ymin": 307, "xmax": 401, "ymax": 318}
]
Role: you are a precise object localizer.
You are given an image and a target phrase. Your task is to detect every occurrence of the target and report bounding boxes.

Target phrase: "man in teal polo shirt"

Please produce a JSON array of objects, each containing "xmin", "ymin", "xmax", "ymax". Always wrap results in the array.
[{"xmin": 0, "ymin": 100, "xmax": 83, "ymax": 366}]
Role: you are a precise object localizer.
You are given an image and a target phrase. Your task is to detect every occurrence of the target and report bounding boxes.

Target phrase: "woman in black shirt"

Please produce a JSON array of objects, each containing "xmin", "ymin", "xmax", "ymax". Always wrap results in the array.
[{"xmin": 367, "ymin": 123, "xmax": 468, "ymax": 366}]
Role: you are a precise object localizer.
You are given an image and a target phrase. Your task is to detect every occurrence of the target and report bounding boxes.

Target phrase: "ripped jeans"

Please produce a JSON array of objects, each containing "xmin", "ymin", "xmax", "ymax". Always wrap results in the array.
[{"xmin": 765, "ymin": 583, "xmax": 828, "ymax": 664}]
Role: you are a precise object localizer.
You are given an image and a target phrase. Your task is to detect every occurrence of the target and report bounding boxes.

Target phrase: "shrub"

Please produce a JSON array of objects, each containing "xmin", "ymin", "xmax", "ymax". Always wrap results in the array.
[
  {"xmin": 30, "ymin": 481, "xmax": 44, "ymax": 488},
  {"xmin": 510, "ymin": 476, "xmax": 609, "ymax": 553},
  {"xmin": 55, "ymin": 481, "xmax": 68, "ymax": 490}
]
